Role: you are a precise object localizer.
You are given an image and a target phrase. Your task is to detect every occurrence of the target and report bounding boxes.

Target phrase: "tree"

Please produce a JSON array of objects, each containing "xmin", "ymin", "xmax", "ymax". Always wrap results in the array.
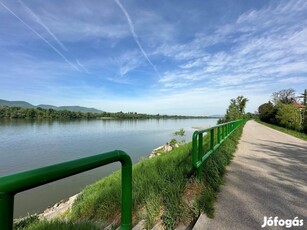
[
  {"xmin": 244, "ymin": 112, "xmax": 257, "ymax": 120},
  {"xmin": 258, "ymin": 101, "xmax": 277, "ymax": 123},
  {"xmin": 303, "ymin": 89, "xmax": 307, "ymax": 106},
  {"xmin": 303, "ymin": 108, "xmax": 307, "ymax": 134},
  {"xmin": 297, "ymin": 89, "xmax": 307, "ymax": 106},
  {"xmin": 276, "ymin": 104, "xmax": 301, "ymax": 130},
  {"xmin": 173, "ymin": 128, "xmax": 186, "ymax": 144},
  {"xmin": 272, "ymin": 88, "xmax": 296, "ymax": 104},
  {"xmin": 218, "ymin": 96, "xmax": 248, "ymax": 123},
  {"xmin": 236, "ymin": 96, "xmax": 249, "ymax": 114}
]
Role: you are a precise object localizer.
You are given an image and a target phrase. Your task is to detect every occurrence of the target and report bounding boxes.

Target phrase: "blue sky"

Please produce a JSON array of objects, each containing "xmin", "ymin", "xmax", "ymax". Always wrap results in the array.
[{"xmin": 0, "ymin": 0, "xmax": 306, "ymax": 115}]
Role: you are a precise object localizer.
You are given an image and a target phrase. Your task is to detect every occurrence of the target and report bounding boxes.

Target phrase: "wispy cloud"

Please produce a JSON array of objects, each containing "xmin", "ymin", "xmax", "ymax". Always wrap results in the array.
[
  {"xmin": 76, "ymin": 59, "xmax": 91, "ymax": 74},
  {"xmin": 114, "ymin": 0, "xmax": 159, "ymax": 76},
  {"xmin": 0, "ymin": 1, "xmax": 80, "ymax": 72},
  {"xmin": 18, "ymin": 0, "xmax": 68, "ymax": 51},
  {"xmin": 156, "ymin": 0, "xmax": 307, "ymax": 93}
]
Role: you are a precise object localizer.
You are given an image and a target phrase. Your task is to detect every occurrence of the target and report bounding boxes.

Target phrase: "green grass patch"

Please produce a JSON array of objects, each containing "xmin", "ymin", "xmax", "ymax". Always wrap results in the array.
[
  {"xmin": 196, "ymin": 122, "xmax": 244, "ymax": 218},
  {"xmin": 257, "ymin": 120, "xmax": 307, "ymax": 141},
  {"xmin": 22, "ymin": 219, "xmax": 101, "ymax": 230},
  {"xmin": 71, "ymin": 143, "xmax": 193, "ymax": 229},
  {"xmin": 23, "ymin": 122, "xmax": 245, "ymax": 229}
]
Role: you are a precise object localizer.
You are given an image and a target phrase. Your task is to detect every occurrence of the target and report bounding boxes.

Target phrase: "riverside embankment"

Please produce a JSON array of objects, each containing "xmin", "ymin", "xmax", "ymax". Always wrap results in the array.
[{"xmin": 15, "ymin": 121, "xmax": 245, "ymax": 229}]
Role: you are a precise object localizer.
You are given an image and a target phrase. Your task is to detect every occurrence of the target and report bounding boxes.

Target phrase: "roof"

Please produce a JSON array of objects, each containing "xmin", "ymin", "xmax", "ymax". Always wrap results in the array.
[{"xmin": 292, "ymin": 102, "xmax": 306, "ymax": 109}]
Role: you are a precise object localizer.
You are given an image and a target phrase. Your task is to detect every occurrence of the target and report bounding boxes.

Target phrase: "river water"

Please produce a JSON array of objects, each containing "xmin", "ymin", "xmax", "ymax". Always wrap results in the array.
[{"xmin": 0, "ymin": 118, "xmax": 218, "ymax": 217}]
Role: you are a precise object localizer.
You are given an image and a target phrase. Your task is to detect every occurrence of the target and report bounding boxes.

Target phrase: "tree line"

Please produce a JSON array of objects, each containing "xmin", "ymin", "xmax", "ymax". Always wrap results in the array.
[
  {"xmin": 0, "ymin": 106, "xmax": 210, "ymax": 120},
  {"xmin": 258, "ymin": 88, "xmax": 307, "ymax": 134}
]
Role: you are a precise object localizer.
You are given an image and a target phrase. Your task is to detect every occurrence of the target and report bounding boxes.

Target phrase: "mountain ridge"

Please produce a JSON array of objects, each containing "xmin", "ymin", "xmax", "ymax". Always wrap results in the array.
[{"xmin": 0, "ymin": 99, "xmax": 104, "ymax": 113}]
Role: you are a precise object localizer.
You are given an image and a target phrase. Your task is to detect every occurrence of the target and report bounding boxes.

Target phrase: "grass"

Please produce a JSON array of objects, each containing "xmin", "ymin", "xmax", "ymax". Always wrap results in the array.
[
  {"xmin": 257, "ymin": 120, "xmax": 307, "ymax": 141},
  {"xmin": 22, "ymin": 220, "xmax": 101, "ymax": 230},
  {"xmin": 22, "ymin": 122, "xmax": 245, "ymax": 230},
  {"xmin": 196, "ymin": 123, "xmax": 244, "ymax": 217},
  {"xmin": 71, "ymin": 142, "xmax": 193, "ymax": 229}
]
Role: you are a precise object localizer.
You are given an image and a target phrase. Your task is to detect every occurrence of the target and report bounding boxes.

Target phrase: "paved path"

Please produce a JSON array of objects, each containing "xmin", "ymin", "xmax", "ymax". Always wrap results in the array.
[{"xmin": 194, "ymin": 120, "xmax": 307, "ymax": 230}]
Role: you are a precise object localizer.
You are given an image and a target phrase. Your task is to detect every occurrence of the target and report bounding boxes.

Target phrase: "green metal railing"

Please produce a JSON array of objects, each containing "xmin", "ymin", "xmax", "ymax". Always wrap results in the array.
[
  {"xmin": 192, "ymin": 120, "xmax": 244, "ymax": 180},
  {"xmin": 0, "ymin": 150, "xmax": 132, "ymax": 230}
]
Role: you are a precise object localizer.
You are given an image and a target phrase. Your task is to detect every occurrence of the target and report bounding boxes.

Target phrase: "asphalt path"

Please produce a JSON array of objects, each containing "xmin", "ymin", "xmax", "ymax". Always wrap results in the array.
[{"xmin": 194, "ymin": 120, "xmax": 307, "ymax": 230}]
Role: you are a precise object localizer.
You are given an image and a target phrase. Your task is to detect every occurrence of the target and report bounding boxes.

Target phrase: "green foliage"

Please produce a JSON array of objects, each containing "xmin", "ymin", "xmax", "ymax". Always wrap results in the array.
[
  {"xmin": 173, "ymin": 128, "xmax": 186, "ymax": 144},
  {"xmin": 243, "ymin": 112, "xmax": 258, "ymax": 120},
  {"xmin": 0, "ymin": 106, "xmax": 210, "ymax": 120},
  {"xmin": 169, "ymin": 138, "xmax": 178, "ymax": 146},
  {"xmin": 13, "ymin": 215, "xmax": 39, "ymax": 229},
  {"xmin": 258, "ymin": 101, "xmax": 278, "ymax": 124},
  {"xmin": 71, "ymin": 143, "xmax": 192, "ymax": 228},
  {"xmin": 257, "ymin": 120, "xmax": 307, "ymax": 141},
  {"xmin": 144, "ymin": 193, "xmax": 161, "ymax": 229},
  {"xmin": 0, "ymin": 106, "xmax": 100, "ymax": 120},
  {"xmin": 276, "ymin": 104, "xmax": 301, "ymax": 130},
  {"xmin": 196, "ymin": 187, "xmax": 215, "ymax": 217},
  {"xmin": 173, "ymin": 128, "xmax": 185, "ymax": 137},
  {"xmin": 258, "ymin": 88, "xmax": 307, "ymax": 134},
  {"xmin": 236, "ymin": 96, "xmax": 249, "ymax": 114},
  {"xmin": 23, "ymin": 219, "xmax": 101, "ymax": 230},
  {"xmin": 197, "ymin": 121, "xmax": 245, "ymax": 217},
  {"xmin": 303, "ymin": 109, "xmax": 307, "ymax": 134},
  {"xmin": 218, "ymin": 96, "xmax": 248, "ymax": 124},
  {"xmin": 302, "ymin": 89, "xmax": 307, "ymax": 106}
]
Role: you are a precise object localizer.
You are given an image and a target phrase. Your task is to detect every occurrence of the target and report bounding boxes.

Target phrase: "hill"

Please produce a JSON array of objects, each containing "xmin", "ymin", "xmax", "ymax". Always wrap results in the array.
[
  {"xmin": 0, "ymin": 99, "xmax": 35, "ymax": 108},
  {"xmin": 37, "ymin": 104, "xmax": 104, "ymax": 113},
  {"xmin": 0, "ymin": 99, "xmax": 104, "ymax": 113}
]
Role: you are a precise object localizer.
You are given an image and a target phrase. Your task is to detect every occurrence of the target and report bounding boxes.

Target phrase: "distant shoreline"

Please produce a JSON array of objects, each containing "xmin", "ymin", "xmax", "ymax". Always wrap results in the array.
[
  {"xmin": 0, "ymin": 105, "xmax": 220, "ymax": 121},
  {"xmin": 0, "ymin": 99, "xmax": 223, "ymax": 120}
]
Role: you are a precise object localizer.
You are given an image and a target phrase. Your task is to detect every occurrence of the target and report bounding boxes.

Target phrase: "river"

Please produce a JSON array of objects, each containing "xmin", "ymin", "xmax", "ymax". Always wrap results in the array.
[{"xmin": 0, "ymin": 118, "xmax": 218, "ymax": 218}]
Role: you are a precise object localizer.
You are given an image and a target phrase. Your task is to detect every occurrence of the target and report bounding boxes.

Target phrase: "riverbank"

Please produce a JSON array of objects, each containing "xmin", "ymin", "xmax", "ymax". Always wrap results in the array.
[
  {"xmin": 32, "ymin": 142, "xmax": 179, "ymax": 221},
  {"xmin": 15, "ymin": 122, "xmax": 245, "ymax": 229}
]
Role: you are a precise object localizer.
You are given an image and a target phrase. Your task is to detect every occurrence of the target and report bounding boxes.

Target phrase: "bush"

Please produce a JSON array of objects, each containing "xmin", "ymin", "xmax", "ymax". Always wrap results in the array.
[{"xmin": 276, "ymin": 104, "xmax": 301, "ymax": 130}]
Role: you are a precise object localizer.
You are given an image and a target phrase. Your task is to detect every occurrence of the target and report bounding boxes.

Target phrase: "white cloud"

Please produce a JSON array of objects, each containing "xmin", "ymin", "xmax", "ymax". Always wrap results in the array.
[
  {"xmin": 11, "ymin": 1, "xmax": 130, "ymax": 42},
  {"xmin": 0, "ymin": 1, "xmax": 81, "ymax": 72},
  {"xmin": 114, "ymin": 0, "xmax": 159, "ymax": 76},
  {"xmin": 76, "ymin": 59, "xmax": 91, "ymax": 74},
  {"xmin": 278, "ymin": 77, "xmax": 307, "ymax": 84},
  {"xmin": 154, "ymin": 0, "xmax": 307, "ymax": 96},
  {"xmin": 18, "ymin": 0, "xmax": 68, "ymax": 51},
  {"xmin": 106, "ymin": 51, "xmax": 143, "ymax": 77}
]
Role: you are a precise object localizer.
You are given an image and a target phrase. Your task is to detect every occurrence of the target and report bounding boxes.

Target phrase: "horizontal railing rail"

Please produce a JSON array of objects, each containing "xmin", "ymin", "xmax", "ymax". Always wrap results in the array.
[
  {"xmin": 192, "ymin": 119, "xmax": 244, "ymax": 180},
  {"xmin": 0, "ymin": 150, "xmax": 132, "ymax": 230}
]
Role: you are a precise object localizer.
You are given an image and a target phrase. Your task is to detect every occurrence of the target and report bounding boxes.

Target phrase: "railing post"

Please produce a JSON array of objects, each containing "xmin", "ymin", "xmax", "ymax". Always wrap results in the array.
[
  {"xmin": 121, "ymin": 156, "xmax": 132, "ymax": 230},
  {"xmin": 217, "ymin": 126, "xmax": 221, "ymax": 144},
  {"xmin": 210, "ymin": 129, "xmax": 214, "ymax": 150},
  {"xmin": 197, "ymin": 133, "xmax": 203, "ymax": 181},
  {"xmin": 0, "ymin": 193, "xmax": 14, "ymax": 230}
]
